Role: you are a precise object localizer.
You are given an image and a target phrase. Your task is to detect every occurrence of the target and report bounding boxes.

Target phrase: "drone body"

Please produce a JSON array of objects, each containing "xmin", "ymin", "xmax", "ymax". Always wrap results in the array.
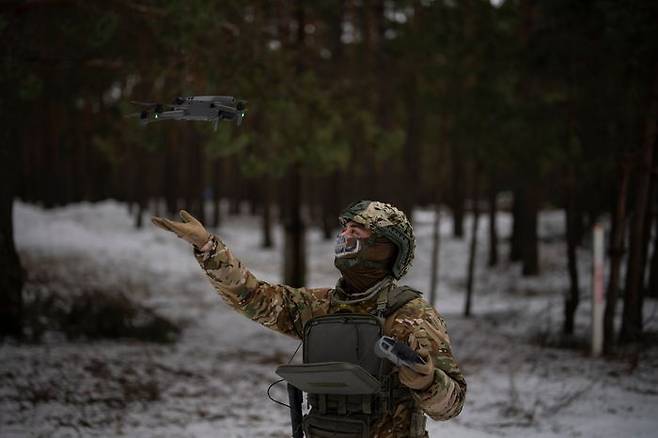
[{"xmin": 130, "ymin": 96, "xmax": 246, "ymax": 130}]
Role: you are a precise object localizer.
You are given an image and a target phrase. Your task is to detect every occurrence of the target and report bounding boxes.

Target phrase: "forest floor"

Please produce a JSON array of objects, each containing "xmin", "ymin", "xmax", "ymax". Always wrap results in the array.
[{"xmin": 1, "ymin": 200, "xmax": 657, "ymax": 438}]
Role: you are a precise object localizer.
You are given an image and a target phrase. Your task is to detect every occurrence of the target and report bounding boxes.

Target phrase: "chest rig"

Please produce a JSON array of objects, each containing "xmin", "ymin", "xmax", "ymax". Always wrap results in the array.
[{"xmin": 276, "ymin": 283, "xmax": 424, "ymax": 438}]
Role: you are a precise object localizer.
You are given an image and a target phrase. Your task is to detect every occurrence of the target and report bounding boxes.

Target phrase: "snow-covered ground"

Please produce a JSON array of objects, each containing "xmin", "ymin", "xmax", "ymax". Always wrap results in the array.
[{"xmin": 1, "ymin": 200, "xmax": 657, "ymax": 437}]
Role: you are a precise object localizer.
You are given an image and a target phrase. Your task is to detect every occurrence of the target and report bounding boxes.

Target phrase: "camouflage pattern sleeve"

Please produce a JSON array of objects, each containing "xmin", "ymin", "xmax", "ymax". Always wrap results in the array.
[
  {"xmin": 194, "ymin": 236, "xmax": 331, "ymax": 339},
  {"xmin": 385, "ymin": 298, "xmax": 467, "ymax": 421}
]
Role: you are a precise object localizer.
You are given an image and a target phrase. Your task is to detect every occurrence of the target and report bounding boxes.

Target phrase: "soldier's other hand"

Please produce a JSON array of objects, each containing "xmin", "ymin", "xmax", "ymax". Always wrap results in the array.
[
  {"xmin": 398, "ymin": 350, "xmax": 434, "ymax": 391},
  {"xmin": 151, "ymin": 210, "xmax": 211, "ymax": 249}
]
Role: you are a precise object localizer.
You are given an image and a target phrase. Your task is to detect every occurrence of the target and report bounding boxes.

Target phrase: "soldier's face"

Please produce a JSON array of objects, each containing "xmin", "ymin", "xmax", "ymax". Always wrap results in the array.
[
  {"xmin": 334, "ymin": 221, "xmax": 372, "ymax": 258},
  {"xmin": 340, "ymin": 221, "xmax": 372, "ymax": 239}
]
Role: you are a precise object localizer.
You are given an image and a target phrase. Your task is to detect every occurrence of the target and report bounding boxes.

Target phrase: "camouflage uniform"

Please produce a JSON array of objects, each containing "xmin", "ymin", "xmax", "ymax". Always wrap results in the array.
[{"xmin": 194, "ymin": 236, "xmax": 467, "ymax": 437}]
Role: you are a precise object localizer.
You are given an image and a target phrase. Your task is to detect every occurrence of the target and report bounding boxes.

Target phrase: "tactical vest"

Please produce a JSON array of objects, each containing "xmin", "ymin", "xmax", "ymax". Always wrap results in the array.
[{"xmin": 277, "ymin": 285, "xmax": 427, "ymax": 438}]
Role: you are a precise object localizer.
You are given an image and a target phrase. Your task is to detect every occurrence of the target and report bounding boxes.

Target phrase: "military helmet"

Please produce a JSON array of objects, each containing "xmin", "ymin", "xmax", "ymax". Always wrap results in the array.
[{"xmin": 338, "ymin": 200, "xmax": 415, "ymax": 279}]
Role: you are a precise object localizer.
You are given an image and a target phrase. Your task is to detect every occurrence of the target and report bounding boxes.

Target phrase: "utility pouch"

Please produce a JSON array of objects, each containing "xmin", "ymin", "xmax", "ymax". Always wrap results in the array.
[
  {"xmin": 303, "ymin": 413, "xmax": 369, "ymax": 438},
  {"xmin": 303, "ymin": 313, "xmax": 386, "ymax": 376}
]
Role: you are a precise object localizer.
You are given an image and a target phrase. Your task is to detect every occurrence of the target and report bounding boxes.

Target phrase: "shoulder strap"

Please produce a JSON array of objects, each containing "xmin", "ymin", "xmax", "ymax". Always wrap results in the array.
[{"xmin": 381, "ymin": 285, "xmax": 422, "ymax": 318}]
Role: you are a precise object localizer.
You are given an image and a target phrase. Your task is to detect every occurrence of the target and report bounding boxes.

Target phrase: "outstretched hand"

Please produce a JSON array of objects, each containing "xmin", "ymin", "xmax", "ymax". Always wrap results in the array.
[{"xmin": 151, "ymin": 210, "xmax": 211, "ymax": 249}]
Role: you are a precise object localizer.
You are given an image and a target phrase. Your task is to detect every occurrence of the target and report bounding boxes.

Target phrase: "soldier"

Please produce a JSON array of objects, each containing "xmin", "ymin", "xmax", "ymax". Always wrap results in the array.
[{"xmin": 152, "ymin": 200, "xmax": 466, "ymax": 437}]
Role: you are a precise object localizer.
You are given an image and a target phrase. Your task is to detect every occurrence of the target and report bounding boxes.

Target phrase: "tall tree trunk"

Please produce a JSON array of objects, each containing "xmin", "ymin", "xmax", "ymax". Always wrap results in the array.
[
  {"xmin": 0, "ymin": 125, "xmax": 23, "ymax": 337},
  {"xmin": 228, "ymin": 198, "xmax": 241, "ymax": 215},
  {"xmin": 283, "ymin": 0, "xmax": 307, "ymax": 287},
  {"xmin": 398, "ymin": 4, "xmax": 424, "ymax": 220},
  {"xmin": 464, "ymin": 165, "xmax": 480, "ymax": 318},
  {"xmin": 262, "ymin": 176, "xmax": 274, "ymax": 249},
  {"xmin": 164, "ymin": 139, "xmax": 178, "ymax": 216},
  {"xmin": 450, "ymin": 144, "xmax": 465, "ymax": 238},
  {"xmin": 430, "ymin": 116, "xmax": 446, "ymax": 306},
  {"xmin": 521, "ymin": 185, "xmax": 540, "ymax": 276},
  {"xmin": 358, "ymin": 0, "xmax": 380, "ymax": 201},
  {"xmin": 322, "ymin": 0, "xmax": 346, "ymax": 241},
  {"xmin": 603, "ymin": 160, "xmax": 631, "ymax": 353},
  {"xmin": 210, "ymin": 158, "xmax": 223, "ymax": 228},
  {"xmin": 510, "ymin": 189, "xmax": 523, "ymax": 262},
  {"xmin": 642, "ymin": 149, "xmax": 657, "ymax": 297},
  {"xmin": 187, "ymin": 134, "xmax": 204, "ymax": 222},
  {"xmin": 648, "ymin": 215, "xmax": 658, "ymax": 297},
  {"xmin": 487, "ymin": 186, "xmax": 499, "ymax": 267},
  {"xmin": 227, "ymin": 157, "xmax": 241, "ymax": 216},
  {"xmin": 429, "ymin": 203, "xmax": 441, "ymax": 307},
  {"xmin": 246, "ymin": 179, "xmax": 259, "ymax": 217},
  {"xmin": 0, "ymin": 7, "xmax": 24, "ymax": 338},
  {"xmin": 197, "ymin": 142, "xmax": 207, "ymax": 224},
  {"xmin": 400, "ymin": 76, "xmax": 421, "ymax": 220},
  {"xmin": 283, "ymin": 167, "xmax": 306, "ymax": 287},
  {"xmin": 321, "ymin": 171, "xmax": 341, "ymax": 240},
  {"xmin": 620, "ymin": 69, "xmax": 658, "ymax": 343},
  {"xmin": 563, "ymin": 171, "xmax": 580, "ymax": 335},
  {"xmin": 134, "ymin": 147, "xmax": 148, "ymax": 229}
]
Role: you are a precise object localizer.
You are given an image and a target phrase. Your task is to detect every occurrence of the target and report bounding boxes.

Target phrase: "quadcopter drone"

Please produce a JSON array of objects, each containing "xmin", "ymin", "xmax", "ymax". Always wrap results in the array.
[{"xmin": 128, "ymin": 96, "xmax": 246, "ymax": 130}]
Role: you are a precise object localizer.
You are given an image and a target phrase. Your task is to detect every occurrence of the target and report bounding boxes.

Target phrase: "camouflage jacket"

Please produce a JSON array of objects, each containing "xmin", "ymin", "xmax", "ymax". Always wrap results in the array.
[{"xmin": 194, "ymin": 236, "xmax": 466, "ymax": 437}]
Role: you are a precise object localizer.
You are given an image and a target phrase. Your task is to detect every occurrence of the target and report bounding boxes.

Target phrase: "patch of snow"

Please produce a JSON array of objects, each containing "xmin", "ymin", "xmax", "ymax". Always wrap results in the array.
[{"xmin": 2, "ymin": 201, "xmax": 657, "ymax": 437}]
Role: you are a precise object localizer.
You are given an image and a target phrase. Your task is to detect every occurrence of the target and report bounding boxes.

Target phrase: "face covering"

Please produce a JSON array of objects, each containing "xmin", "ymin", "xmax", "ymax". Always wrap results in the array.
[{"xmin": 334, "ymin": 236, "xmax": 397, "ymax": 293}]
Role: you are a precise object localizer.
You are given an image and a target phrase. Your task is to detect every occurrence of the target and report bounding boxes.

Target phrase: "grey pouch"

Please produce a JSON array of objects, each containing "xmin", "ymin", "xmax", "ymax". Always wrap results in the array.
[{"xmin": 303, "ymin": 313, "xmax": 386, "ymax": 376}]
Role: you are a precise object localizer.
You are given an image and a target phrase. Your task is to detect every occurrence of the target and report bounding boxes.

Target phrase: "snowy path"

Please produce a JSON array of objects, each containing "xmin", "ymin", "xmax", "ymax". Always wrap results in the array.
[{"xmin": 1, "ymin": 201, "xmax": 657, "ymax": 437}]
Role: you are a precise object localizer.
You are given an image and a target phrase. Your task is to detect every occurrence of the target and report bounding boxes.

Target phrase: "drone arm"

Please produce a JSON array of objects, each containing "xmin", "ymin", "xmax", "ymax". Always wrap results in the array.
[{"xmin": 154, "ymin": 110, "xmax": 186, "ymax": 120}]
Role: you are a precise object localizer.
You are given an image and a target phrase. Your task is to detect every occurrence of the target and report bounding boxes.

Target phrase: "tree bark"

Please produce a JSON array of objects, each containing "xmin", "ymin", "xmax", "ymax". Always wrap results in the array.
[
  {"xmin": 227, "ymin": 157, "xmax": 241, "ymax": 216},
  {"xmin": 510, "ymin": 189, "xmax": 523, "ymax": 262},
  {"xmin": 521, "ymin": 185, "xmax": 540, "ymax": 276},
  {"xmin": 429, "ymin": 203, "xmax": 441, "ymax": 307},
  {"xmin": 0, "ymin": 127, "xmax": 23, "ymax": 337},
  {"xmin": 603, "ymin": 159, "xmax": 631, "ymax": 353},
  {"xmin": 321, "ymin": 171, "xmax": 341, "ymax": 240},
  {"xmin": 283, "ymin": 167, "xmax": 306, "ymax": 287},
  {"xmin": 262, "ymin": 176, "xmax": 274, "ymax": 249},
  {"xmin": 399, "ymin": 76, "xmax": 421, "ymax": 221},
  {"xmin": 648, "ymin": 214, "xmax": 658, "ymax": 297},
  {"xmin": 187, "ymin": 132, "xmax": 205, "ymax": 222},
  {"xmin": 642, "ymin": 149, "xmax": 657, "ymax": 297},
  {"xmin": 563, "ymin": 171, "xmax": 580, "ymax": 335},
  {"xmin": 210, "ymin": 158, "xmax": 223, "ymax": 228},
  {"xmin": 282, "ymin": 0, "xmax": 307, "ymax": 287},
  {"xmin": 464, "ymin": 165, "xmax": 480, "ymax": 318},
  {"xmin": 164, "ymin": 139, "xmax": 178, "ymax": 216},
  {"xmin": 450, "ymin": 144, "xmax": 465, "ymax": 238},
  {"xmin": 134, "ymin": 147, "xmax": 148, "ymax": 229},
  {"xmin": 398, "ymin": 5, "xmax": 424, "ymax": 221},
  {"xmin": 487, "ymin": 186, "xmax": 499, "ymax": 267},
  {"xmin": 620, "ymin": 68, "xmax": 658, "ymax": 343}
]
